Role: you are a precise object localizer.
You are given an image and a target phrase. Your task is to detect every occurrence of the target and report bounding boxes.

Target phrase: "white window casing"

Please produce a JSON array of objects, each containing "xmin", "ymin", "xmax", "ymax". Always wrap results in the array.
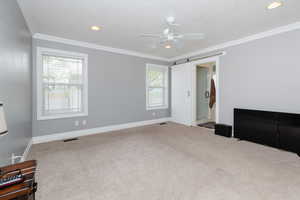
[
  {"xmin": 146, "ymin": 64, "xmax": 169, "ymax": 110},
  {"xmin": 36, "ymin": 47, "xmax": 88, "ymax": 120}
]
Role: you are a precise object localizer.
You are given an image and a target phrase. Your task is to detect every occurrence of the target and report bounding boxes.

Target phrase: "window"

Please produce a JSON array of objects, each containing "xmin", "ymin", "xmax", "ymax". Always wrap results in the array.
[
  {"xmin": 146, "ymin": 64, "xmax": 169, "ymax": 110},
  {"xmin": 37, "ymin": 47, "xmax": 88, "ymax": 120}
]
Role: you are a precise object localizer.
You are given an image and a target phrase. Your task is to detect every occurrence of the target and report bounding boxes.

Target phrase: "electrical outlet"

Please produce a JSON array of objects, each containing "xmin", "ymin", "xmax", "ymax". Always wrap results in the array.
[
  {"xmin": 82, "ymin": 120, "xmax": 87, "ymax": 126},
  {"xmin": 75, "ymin": 120, "xmax": 79, "ymax": 126},
  {"xmin": 11, "ymin": 153, "xmax": 22, "ymax": 164},
  {"xmin": 152, "ymin": 112, "xmax": 156, "ymax": 116}
]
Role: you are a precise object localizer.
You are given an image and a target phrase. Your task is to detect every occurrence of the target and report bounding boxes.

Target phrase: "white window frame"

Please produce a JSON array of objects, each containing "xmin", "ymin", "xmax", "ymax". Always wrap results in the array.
[
  {"xmin": 36, "ymin": 47, "xmax": 88, "ymax": 120},
  {"xmin": 146, "ymin": 64, "xmax": 169, "ymax": 110}
]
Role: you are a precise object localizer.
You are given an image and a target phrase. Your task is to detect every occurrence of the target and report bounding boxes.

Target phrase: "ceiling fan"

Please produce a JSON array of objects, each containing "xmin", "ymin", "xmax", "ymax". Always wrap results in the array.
[{"xmin": 140, "ymin": 17, "xmax": 205, "ymax": 49}]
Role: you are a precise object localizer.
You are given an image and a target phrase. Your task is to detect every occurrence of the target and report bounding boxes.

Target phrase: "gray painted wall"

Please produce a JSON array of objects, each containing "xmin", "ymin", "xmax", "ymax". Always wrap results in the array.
[
  {"xmin": 175, "ymin": 28, "xmax": 300, "ymax": 126},
  {"xmin": 215, "ymin": 29, "xmax": 300, "ymax": 125},
  {"xmin": 32, "ymin": 39, "xmax": 170, "ymax": 137},
  {"xmin": 0, "ymin": 0, "xmax": 32, "ymax": 165}
]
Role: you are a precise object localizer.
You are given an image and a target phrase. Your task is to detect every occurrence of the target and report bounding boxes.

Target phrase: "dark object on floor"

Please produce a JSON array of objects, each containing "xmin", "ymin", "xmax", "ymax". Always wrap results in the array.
[
  {"xmin": 160, "ymin": 122, "xmax": 167, "ymax": 125},
  {"xmin": 215, "ymin": 124, "xmax": 232, "ymax": 137},
  {"xmin": 63, "ymin": 138, "xmax": 79, "ymax": 142},
  {"xmin": 234, "ymin": 108, "xmax": 300, "ymax": 156},
  {"xmin": 0, "ymin": 160, "xmax": 37, "ymax": 200},
  {"xmin": 198, "ymin": 122, "xmax": 215, "ymax": 129}
]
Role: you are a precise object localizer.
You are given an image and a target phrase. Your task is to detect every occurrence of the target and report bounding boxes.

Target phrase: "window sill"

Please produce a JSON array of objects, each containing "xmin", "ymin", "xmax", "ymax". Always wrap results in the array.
[
  {"xmin": 146, "ymin": 106, "xmax": 169, "ymax": 111},
  {"xmin": 37, "ymin": 112, "xmax": 88, "ymax": 121}
]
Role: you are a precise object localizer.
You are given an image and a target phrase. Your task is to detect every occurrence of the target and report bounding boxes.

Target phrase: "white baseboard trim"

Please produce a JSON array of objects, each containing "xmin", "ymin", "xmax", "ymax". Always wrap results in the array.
[
  {"xmin": 21, "ymin": 139, "xmax": 32, "ymax": 162},
  {"xmin": 32, "ymin": 117, "xmax": 172, "ymax": 144}
]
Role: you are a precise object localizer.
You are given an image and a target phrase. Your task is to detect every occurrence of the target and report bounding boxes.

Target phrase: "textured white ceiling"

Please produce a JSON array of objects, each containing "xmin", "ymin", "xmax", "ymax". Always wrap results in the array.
[{"xmin": 17, "ymin": 0, "xmax": 300, "ymax": 58}]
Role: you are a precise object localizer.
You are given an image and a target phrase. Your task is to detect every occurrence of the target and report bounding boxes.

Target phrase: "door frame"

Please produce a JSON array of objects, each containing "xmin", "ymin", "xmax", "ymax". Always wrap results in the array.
[{"xmin": 189, "ymin": 56, "xmax": 220, "ymax": 126}]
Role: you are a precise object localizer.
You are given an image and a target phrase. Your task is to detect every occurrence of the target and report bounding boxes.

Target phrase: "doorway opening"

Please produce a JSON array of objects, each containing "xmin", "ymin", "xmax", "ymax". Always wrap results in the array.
[
  {"xmin": 171, "ymin": 55, "xmax": 221, "ymax": 127},
  {"xmin": 195, "ymin": 61, "xmax": 217, "ymax": 129}
]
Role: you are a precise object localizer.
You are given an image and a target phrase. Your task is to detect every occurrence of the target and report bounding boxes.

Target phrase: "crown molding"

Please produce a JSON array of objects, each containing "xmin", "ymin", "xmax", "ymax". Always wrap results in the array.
[
  {"xmin": 33, "ymin": 21, "xmax": 300, "ymax": 63},
  {"xmin": 170, "ymin": 21, "xmax": 300, "ymax": 61},
  {"xmin": 33, "ymin": 33, "xmax": 171, "ymax": 62}
]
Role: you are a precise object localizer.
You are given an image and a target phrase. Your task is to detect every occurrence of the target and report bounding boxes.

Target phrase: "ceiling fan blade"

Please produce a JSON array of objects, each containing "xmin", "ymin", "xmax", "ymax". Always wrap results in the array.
[
  {"xmin": 168, "ymin": 22, "xmax": 180, "ymax": 27},
  {"xmin": 159, "ymin": 38, "xmax": 170, "ymax": 44},
  {"xmin": 147, "ymin": 43, "xmax": 158, "ymax": 49},
  {"xmin": 181, "ymin": 33, "xmax": 205, "ymax": 40},
  {"xmin": 140, "ymin": 34, "xmax": 162, "ymax": 38}
]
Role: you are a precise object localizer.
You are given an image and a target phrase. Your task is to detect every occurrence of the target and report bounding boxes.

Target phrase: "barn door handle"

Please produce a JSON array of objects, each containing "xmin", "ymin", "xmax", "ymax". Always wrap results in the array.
[
  {"xmin": 205, "ymin": 91, "xmax": 210, "ymax": 98},
  {"xmin": 187, "ymin": 91, "xmax": 191, "ymax": 97}
]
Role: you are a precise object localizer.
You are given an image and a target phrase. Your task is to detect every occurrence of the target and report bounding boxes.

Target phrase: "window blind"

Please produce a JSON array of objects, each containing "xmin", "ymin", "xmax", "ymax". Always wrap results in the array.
[{"xmin": 42, "ymin": 54, "xmax": 84, "ymax": 116}]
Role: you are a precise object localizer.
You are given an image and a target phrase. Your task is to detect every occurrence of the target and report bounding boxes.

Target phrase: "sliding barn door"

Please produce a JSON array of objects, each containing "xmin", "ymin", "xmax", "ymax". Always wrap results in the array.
[{"xmin": 171, "ymin": 63, "xmax": 192, "ymax": 126}]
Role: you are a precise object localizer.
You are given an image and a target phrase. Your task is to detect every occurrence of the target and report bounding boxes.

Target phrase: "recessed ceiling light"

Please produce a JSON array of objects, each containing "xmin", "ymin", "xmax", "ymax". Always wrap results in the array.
[
  {"xmin": 165, "ymin": 45, "xmax": 171, "ymax": 49},
  {"xmin": 91, "ymin": 26, "xmax": 100, "ymax": 31},
  {"xmin": 267, "ymin": 1, "xmax": 283, "ymax": 10}
]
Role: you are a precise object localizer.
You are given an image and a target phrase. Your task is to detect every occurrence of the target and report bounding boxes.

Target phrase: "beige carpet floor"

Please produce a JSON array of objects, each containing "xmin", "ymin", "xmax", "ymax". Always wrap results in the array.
[{"xmin": 28, "ymin": 122, "xmax": 300, "ymax": 200}]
